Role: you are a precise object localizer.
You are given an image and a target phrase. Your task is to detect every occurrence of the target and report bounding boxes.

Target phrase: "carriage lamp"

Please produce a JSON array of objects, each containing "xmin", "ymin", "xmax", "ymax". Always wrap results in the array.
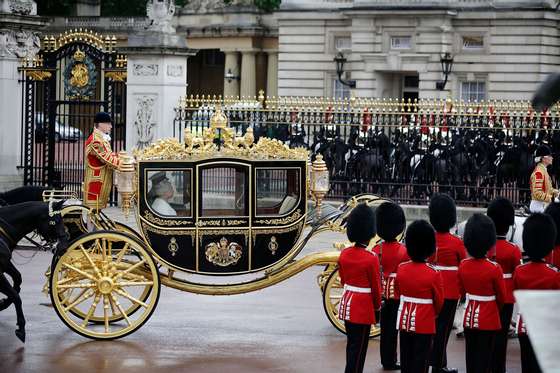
[
  {"xmin": 310, "ymin": 154, "xmax": 330, "ymax": 212},
  {"xmin": 436, "ymin": 52, "xmax": 454, "ymax": 91},
  {"xmin": 116, "ymin": 151, "xmax": 136, "ymax": 218},
  {"xmin": 334, "ymin": 52, "xmax": 356, "ymax": 89}
]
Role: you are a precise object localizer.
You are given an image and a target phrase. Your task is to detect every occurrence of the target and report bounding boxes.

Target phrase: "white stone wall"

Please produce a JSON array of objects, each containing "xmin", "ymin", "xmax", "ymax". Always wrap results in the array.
[{"xmin": 277, "ymin": 1, "xmax": 560, "ymax": 100}]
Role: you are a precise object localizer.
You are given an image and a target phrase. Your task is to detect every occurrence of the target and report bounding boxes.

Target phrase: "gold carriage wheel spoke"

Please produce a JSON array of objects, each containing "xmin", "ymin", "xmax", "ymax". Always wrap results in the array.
[
  {"xmin": 57, "ymin": 282, "xmax": 97, "ymax": 289},
  {"xmin": 63, "ymin": 289, "xmax": 95, "ymax": 312},
  {"xmin": 114, "ymin": 243, "xmax": 130, "ymax": 266},
  {"xmin": 62, "ymin": 262, "xmax": 97, "ymax": 282},
  {"xmin": 80, "ymin": 245, "xmax": 103, "ymax": 278},
  {"xmin": 57, "ymin": 276, "xmax": 78, "ymax": 286},
  {"xmin": 108, "ymin": 241, "xmax": 113, "ymax": 261},
  {"xmin": 119, "ymin": 272, "xmax": 148, "ymax": 281},
  {"xmin": 116, "ymin": 281, "xmax": 154, "ymax": 287},
  {"xmin": 103, "ymin": 295, "xmax": 110, "ymax": 333},
  {"xmin": 108, "ymin": 294, "xmax": 119, "ymax": 316},
  {"xmin": 101, "ymin": 238, "xmax": 108, "ymax": 262},
  {"xmin": 114, "ymin": 288, "xmax": 149, "ymax": 308},
  {"xmin": 60, "ymin": 287, "xmax": 87, "ymax": 305},
  {"xmin": 114, "ymin": 259, "xmax": 146, "ymax": 280},
  {"xmin": 81, "ymin": 293, "xmax": 102, "ymax": 327},
  {"xmin": 110, "ymin": 293, "xmax": 131, "ymax": 326}
]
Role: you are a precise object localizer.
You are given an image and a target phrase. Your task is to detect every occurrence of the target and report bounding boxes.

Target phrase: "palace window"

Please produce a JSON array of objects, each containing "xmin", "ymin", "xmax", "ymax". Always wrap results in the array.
[
  {"xmin": 462, "ymin": 36, "xmax": 484, "ymax": 50},
  {"xmin": 390, "ymin": 36, "xmax": 412, "ymax": 50},
  {"xmin": 333, "ymin": 78, "xmax": 351, "ymax": 99},
  {"xmin": 334, "ymin": 36, "xmax": 351, "ymax": 51},
  {"xmin": 461, "ymin": 81, "xmax": 486, "ymax": 102}
]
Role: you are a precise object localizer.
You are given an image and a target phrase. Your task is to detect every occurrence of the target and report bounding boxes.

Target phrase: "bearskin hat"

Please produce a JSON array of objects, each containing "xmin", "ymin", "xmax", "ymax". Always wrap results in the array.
[
  {"xmin": 545, "ymin": 202, "xmax": 560, "ymax": 245},
  {"xmin": 429, "ymin": 193, "xmax": 457, "ymax": 233},
  {"xmin": 535, "ymin": 144, "xmax": 552, "ymax": 158},
  {"xmin": 523, "ymin": 213, "xmax": 557, "ymax": 260},
  {"xmin": 346, "ymin": 203, "xmax": 376, "ymax": 245},
  {"xmin": 486, "ymin": 197, "xmax": 515, "ymax": 236},
  {"xmin": 94, "ymin": 112, "xmax": 112, "ymax": 124},
  {"xmin": 405, "ymin": 220, "xmax": 436, "ymax": 262},
  {"xmin": 376, "ymin": 202, "xmax": 406, "ymax": 242},
  {"xmin": 464, "ymin": 213, "xmax": 496, "ymax": 259}
]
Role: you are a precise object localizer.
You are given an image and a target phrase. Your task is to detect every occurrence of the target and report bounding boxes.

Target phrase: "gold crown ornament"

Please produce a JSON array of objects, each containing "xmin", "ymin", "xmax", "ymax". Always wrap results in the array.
[{"xmin": 73, "ymin": 47, "xmax": 86, "ymax": 62}]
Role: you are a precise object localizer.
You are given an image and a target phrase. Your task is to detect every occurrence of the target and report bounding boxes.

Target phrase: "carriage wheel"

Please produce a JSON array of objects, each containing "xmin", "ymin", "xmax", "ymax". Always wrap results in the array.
[
  {"xmin": 322, "ymin": 268, "xmax": 380, "ymax": 338},
  {"xmin": 50, "ymin": 231, "xmax": 160, "ymax": 340}
]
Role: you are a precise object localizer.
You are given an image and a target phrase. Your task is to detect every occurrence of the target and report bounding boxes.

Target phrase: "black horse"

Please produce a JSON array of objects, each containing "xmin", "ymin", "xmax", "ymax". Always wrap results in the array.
[
  {"xmin": 0, "ymin": 200, "xmax": 69, "ymax": 342},
  {"xmin": 0, "ymin": 186, "xmax": 48, "ymax": 206}
]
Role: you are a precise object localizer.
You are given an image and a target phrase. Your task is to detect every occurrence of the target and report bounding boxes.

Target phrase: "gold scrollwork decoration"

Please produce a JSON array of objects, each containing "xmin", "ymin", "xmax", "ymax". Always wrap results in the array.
[
  {"xmin": 105, "ymin": 71, "xmax": 127, "ymax": 82},
  {"xmin": 254, "ymin": 210, "xmax": 302, "ymax": 225},
  {"xmin": 198, "ymin": 229, "xmax": 249, "ymax": 247},
  {"xmin": 205, "ymin": 237, "xmax": 243, "ymax": 267},
  {"xmin": 141, "ymin": 221, "xmax": 196, "ymax": 246},
  {"xmin": 143, "ymin": 211, "xmax": 186, "ymax": 226},
  {"xmin": 251, "ymin": 221, "xmax": 304, "ymax": 246},
  {"xmin": 168, "ymin": 237, "xmax": 179, "ymax": 256},
  {"xmin": 196, "ymin": 220, "xmax": 221, "ymax": 227},
  {"xmin": 25, "ymin": 70, "xmax": 52, "ymax": 81},
  {"xmin": 226, "ymin": 220, "xmax": 246, "ymax": 226}
]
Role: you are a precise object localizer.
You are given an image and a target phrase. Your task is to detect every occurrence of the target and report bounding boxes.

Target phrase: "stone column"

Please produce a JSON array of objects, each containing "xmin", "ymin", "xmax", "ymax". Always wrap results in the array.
[
  {"xmin": 223, "ymin": 51, "xmax": 240, "ymax": 98},
  {"xmin": 124, "ymin": 33, "xmax": 195, "ymax": 150},
  {"xmin": 240, "ymin": 51, "xmax": 256, "ymax": 98},
  {"xmin": 266, "ymin": 51, "xmax": 278, "ymax": 97}
]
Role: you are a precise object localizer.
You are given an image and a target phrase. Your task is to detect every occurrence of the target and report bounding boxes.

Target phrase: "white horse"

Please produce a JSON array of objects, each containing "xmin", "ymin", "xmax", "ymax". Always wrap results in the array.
[{"xmin": 454, "ymin": 212, "xmax": 528, "ymax": 251}]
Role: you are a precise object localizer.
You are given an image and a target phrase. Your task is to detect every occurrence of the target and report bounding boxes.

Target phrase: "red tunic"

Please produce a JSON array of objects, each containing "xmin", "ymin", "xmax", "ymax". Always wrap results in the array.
[
  {"xmin": 458, "ymin": 258, "xmax": 506, "ymax": 330},
  {"xmin": 429, "ymin": 232, "xmax": 467, "ymax": 300},
  {"xmin": 338, "ymin": 246, "xmax": 382, "ymax": 325},
  {"xmin": 513, "ymin": 261, "xmax": 560, "ymax": 334},
  {"xmin": 490, "ymin": 239, "xmax": 522, "ymax": 304},
  {"xmin": 395, "ymin": 261, "xmax": 444, "ymax": 334},
  {"xmin": 373, "ymin": 241, "xmax": 410, "ymax": 300},
  {"xmin": 545, "ymin": 244, "xmax": 560, "ymax": 268}
]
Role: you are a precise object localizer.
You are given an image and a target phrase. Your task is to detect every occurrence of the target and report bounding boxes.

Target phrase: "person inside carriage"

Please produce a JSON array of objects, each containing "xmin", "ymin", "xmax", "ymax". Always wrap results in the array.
[
  {"xmin": 148, "ymin": 172, "xmax": 178, "ymax": 217},
  {"xmin": 530, "ymin": 145, "xmax": 558, "ymax": 213}
]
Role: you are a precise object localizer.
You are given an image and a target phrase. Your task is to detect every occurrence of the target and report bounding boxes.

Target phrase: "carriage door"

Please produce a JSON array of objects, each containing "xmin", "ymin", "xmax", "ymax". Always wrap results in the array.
[{"xmin": 196, "ymin": 162, "xmax": 251, "ymax": 274}]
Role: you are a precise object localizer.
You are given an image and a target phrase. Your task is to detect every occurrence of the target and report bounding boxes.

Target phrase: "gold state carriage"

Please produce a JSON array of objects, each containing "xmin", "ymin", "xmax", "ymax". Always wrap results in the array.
[{"xmin": 49, "ymin": 109, "xmax": 389, "ymax": 339}]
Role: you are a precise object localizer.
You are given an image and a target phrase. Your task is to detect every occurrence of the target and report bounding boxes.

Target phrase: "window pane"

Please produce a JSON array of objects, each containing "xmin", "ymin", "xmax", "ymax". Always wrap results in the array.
[
  {"xmin": 201, "ymin": 166, "xmax": 247, "ymax": 217},
  {"xmin": 391, "ymin": 36, "xmax": 411, "ymax": 50},
  {"xmin": 147, "ymin": 170, "xmax": 191, "ymax": 217},
  {"xmin": 463, "ymin": 36, "xmax": 484, "ymax": 49},
  {"xmin": 335, "ymin": 37, "xmax": 351, "ymax": 51},
  {"xmin": 256, "ymin": 169, "xmax": 300, "ymax": 216},
  {"xmin": 333, "ymin": 78, "xmax": 351, "ymax": 99},
  {"xmin": 461, "ymin": 81, "xmax": 486, "ymax": 102}
]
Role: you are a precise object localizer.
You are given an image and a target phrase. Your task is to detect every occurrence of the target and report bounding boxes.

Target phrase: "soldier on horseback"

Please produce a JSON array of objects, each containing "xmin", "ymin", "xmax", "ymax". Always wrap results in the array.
[
  {"xmin": 529, "ymin": 144, "xmax": 558, "ymax": 213},
  {"xmin": 84, "ymin": 112, "xmax": 122, "ymax": 211}
]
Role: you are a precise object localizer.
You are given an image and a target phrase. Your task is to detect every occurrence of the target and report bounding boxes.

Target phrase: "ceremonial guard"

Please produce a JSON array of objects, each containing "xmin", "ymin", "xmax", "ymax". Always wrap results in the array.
[
  {"xmin": 514, "ymin": 213, "xmax": 560, "ymax": 373},
  {"xmin": 544, "ymin": 202, "xmax": 560, "ymax": 268},
  {"xmin": 428, "ymin": 194, "xmax": 466, "ymax": 373},
  {"xmin": 83, "ymin": 112, "xmax": 121, "ymax": 210},
  {"xmin": 372, "ymin": 202, "xmax": 408, "ymax": 370},
  {"xmin": 337, "ymin": 203, "xmax": 382, "ymax": 373},
  {"xmin": 459, "ymin": 214, "xmax": 507, "ymax": 373},
  {"xmin": 395, "ymin": 220, "xmax": 444, "ymax": 373},
  {"xmin": 530, "ymin": 144, "xmax": 558, "ymax": 213},
  {"xmin": 486, "ymin": 197, "xmax": 522, "ymax": 373}
]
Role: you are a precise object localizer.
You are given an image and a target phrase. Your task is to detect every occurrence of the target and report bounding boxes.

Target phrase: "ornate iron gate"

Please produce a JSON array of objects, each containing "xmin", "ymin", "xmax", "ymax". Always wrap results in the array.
[{"xmin": 19, "ymin": 29, "xmax": 126, "ymax": 201}]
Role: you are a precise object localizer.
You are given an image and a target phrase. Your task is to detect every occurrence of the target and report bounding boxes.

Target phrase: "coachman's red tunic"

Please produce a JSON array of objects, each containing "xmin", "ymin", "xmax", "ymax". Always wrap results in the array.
[
  {"xmin": 458, "ymin": 258, "xmax": 507, "ymax": 330},
  {"xmin": 373, "ymin": 242, "xmax": 409, "ymax": 300},
  {"xmin": 338, "ymin": 246, "xmax": 383, "ymax": 325},
  {"xmin": 84, "ymin": 128, "xmax": 121, "ymax": 210},
  {"xmin": 513, "ymin": 261, "xmax": 560, "ymax": 334},
  {"xmin": 395, "ymin": 261, "xmax": 444, "ymax": 334}
]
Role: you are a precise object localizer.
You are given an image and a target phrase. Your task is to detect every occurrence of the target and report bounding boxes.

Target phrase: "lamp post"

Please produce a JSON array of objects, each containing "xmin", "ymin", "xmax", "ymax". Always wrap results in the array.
[
  {"xmin": 334, "ymin": 52, "xmax": 356, "ymax": 89},
  {"xmin": 224, "ymin": 68, "xmax": 240, "ymax": 84},
  {"xmin": 436, "ymin": 52, "xmax": 454, "ymax": 91}
]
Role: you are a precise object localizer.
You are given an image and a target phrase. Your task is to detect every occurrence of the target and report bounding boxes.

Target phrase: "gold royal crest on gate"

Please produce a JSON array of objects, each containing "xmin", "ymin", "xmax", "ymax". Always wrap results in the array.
[
  {"xmin": 64, "ymin": 47, "xmax": 97, "ymax": 100},
  {"xmin": 205, "ymin": 237, "xmax": 243, "ymax": 267}
]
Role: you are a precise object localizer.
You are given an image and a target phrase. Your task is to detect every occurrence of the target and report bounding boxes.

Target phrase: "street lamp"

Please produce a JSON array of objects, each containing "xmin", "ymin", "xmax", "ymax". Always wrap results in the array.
[
  {"xmin": 334, "ymin": 52, "xmax": 356, "ymax": 89},
  {"xmin": 436, "ymin": 52, "xmax": 454, "ymax": 91},
  {"xmin": 224, "ymin": 68, "xmax": 240, "ymax": 84}
]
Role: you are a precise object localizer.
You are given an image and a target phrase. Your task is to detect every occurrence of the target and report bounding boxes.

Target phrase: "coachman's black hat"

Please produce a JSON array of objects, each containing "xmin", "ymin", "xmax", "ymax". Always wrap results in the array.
[
  {"xmin": 523, "ymin": 213, "xmax": 557, "ymax": 260},
  {"xmin": 346, "ymin": 203, "xmax": 376, "ymax": 246},
  {"xmin": 464, "ymin": 213, "xmax": 496, "ymax": 259},
  {"xmin": 535, "ymin": 144, "xmax": 552, "ymax": 158},
  {"xmin": 94, "ymin": 112, "xmax": 112, "ymax": 124}
]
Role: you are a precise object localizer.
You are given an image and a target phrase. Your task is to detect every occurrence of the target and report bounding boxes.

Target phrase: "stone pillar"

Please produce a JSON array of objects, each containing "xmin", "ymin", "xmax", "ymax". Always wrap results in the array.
[
  {"xmin": 240, "ymin": 51, "xmax": 256, "ymax": 98},
  {"xmin": 124, "ymin": 33, "xmax": 195, "ymax": 150},
  {"xmin": 0, "ymin": 3, "xmax": 44, "ymax": 190},
  {"xmin": 266, "ymin": 51, "xmax": 278, "ymax": 97},
  {"xmin": 223, "ymin": 51, "xmax": 240, "ymax": 98}
]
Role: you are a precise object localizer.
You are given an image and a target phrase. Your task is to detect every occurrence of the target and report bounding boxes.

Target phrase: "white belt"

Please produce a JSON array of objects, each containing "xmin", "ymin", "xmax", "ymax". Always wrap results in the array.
[
  {"xmin": 503, "ymin": 273, "xmax": 513, "ymax": 279},
  {"xmin": 387, "ymin": 273, "xmax": 397, "ymax": 278},
  {"xmin": 344, "ymin": 284, "xmax": 371, "ymax": 293},
  {"xmin": 434, "ymin": 265, "xmax": 459, "ymax": 271},
  {"xmin": 466, "ymin": 293, "xmax": 496, "ymax": 302},
  {"xmin": 400, "ymin": 295, "xmax": 433, "ymax": 304}
]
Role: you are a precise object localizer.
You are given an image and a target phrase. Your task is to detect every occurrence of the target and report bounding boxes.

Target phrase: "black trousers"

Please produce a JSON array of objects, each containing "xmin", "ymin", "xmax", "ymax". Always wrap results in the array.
[
  {"xmin": 431, "ymin": 299, "xmax": 458, "ymax": 370},
  {"xmin": 492, "ymin": 303, "xmax": 514, "ymax": 373},
  {"xmin": 380, "ymin": 299, "xmax": 399, "ymax": 368},
  {"xmin": 344, "ymin": 321, "xmax": 371, "ymax": 373},
  {"xmin": 399, "ymin": 331, "xmax": 433, "ymax": 373},
  {"xmin": 464, "ymin": 329, "xmax": 497, "ymax": 373},
  {"xmin": 519, "ymin": 334, "xmax": 543, "ymax": 373}
]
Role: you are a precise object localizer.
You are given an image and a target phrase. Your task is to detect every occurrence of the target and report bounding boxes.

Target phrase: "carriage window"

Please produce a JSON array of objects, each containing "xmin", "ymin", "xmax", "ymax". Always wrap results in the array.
[
  {"xmin": 201, "ymin": 166, "xmax": 247, "ymax": 217},
  {"xmin": 256, "ymin": 169, "xmax": 300, "ymax": 216},
  {"xmin": 146, "ymin": 170, "xmax": 191, "ymax": 217}
]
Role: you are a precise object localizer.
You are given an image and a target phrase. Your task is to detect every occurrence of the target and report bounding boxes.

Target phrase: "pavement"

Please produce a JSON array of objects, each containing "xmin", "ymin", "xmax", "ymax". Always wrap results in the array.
[{"xmin": 0, "ymin": 205, "xmax": 523, "ymax": 373}]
